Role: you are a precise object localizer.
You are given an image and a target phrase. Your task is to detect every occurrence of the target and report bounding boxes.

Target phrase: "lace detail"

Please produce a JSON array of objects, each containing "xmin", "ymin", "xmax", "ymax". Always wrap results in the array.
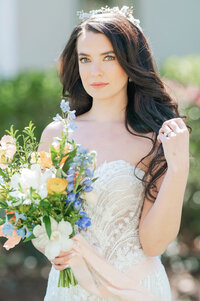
[{"xmin": 44, "ymin": 160, "xmax": 172, "ymax": 301}]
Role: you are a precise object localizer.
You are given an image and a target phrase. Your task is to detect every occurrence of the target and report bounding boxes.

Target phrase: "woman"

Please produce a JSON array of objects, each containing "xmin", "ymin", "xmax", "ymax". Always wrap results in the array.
[{"xmin": 36, "ymin": 6, "xmax": 190, "ymax": 301}]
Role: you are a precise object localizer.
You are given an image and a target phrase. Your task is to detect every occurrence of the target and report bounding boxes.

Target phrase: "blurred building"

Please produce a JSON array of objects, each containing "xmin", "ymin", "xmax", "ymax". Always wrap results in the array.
[{"xmin": 0, "ymin": 0, "xmax": 200, "ymax": 78}]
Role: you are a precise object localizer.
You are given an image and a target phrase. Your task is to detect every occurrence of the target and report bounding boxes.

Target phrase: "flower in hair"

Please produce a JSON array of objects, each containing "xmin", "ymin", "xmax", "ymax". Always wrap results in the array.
[{"xmin": 77, "ymin": 5, "xmax": 143, "ymax": 33}]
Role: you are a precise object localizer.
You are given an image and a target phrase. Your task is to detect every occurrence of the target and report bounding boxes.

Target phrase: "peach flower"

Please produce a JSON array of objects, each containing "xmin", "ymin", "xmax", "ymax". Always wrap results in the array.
[
  {"xmin": 0, "ymin": 135, "xmax": 16, "ymax": 169},
  {"xmin": 39, "ymin": 151, "xmax": 53, "ymax": 168},
  {"xmin": 0, "ymin": 225, "xmax": 21, "ymax": 250}
]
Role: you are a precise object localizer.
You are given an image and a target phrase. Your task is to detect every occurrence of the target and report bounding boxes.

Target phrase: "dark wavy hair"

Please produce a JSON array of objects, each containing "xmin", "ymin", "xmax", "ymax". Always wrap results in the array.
[{"xmin": 58, "ymin": 12, "xmax": 192, "ymax": 203}]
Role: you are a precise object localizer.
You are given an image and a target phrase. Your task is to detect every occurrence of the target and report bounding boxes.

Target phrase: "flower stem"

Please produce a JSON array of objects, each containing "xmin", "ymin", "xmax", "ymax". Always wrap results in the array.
[{"xmin": 58, "ymin": 268, "xmax": 78, "ymax": 288}]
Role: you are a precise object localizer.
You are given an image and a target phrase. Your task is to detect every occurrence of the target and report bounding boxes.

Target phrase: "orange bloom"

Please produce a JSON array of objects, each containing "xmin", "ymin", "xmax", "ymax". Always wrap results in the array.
[
  {"xmin": 54, "ymin": 143, "xmax": 70, "ymax": 166},
  {"xmin": 0, "ymin": 225, "xmax": 21, "ymax": 250},
  {"xmin": 39, "ymin": 151, "xmax": 53, "ymax": 168},
  {"xmin": 6, "ymin": 210, "xmax": 16, "ymax": 221},
  {"xmin": 46, "ymin": 178, "xmax": 68, "ymax": 194},
  {"xmin": 59, "ymin": 155, "xmax": 68, "ymax": 166}
]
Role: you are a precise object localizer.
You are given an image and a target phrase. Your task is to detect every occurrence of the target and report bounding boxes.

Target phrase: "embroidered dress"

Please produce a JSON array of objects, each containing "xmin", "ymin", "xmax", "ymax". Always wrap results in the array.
[{"xmin": 44, "ymin": 160, "xmax": 172, "ymax": 301}]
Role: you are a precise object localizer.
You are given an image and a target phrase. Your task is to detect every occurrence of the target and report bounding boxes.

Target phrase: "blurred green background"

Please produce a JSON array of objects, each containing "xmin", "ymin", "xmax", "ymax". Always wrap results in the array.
[{"xmin": 0, "ymin": 0, "xmax": 200, "ymax": 300}]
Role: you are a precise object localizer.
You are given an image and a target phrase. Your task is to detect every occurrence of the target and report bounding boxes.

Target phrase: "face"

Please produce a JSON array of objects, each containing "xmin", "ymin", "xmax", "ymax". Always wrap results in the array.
[{"xmin": 76, "ymin": 30, "xmax": 128, "ymax": 101}]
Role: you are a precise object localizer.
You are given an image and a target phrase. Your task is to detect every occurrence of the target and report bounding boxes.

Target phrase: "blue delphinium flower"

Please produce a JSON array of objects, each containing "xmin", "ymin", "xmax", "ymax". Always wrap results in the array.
[
  {"xmin": 67, "ymin": 182, "xmax": 74, "ymax": 192},
  {"xmin": 16, "ymin": 228, "xmax": 25, "ymax": 240},
  {"xmin": 2, "ymin": 222, "xmax": 14, "ymax": 236},
  {"xmin": 82, "ymin": 179, "xmax": 93, "ymax": 192},
  {"xmin": 75, "ymin": 211, "xmax": 91, "ymax": 230},
  {"xmin": 73, "ymin": 156, "xmax": 82, "ymax": 166},
  {"xmin": 15, "ymin": 211, "xmax": 27, "ymax": 221},
  {"xmin": 77, "ymin": 147, "xmax": 89, "ymax": 155},
  {"xmin": 73, "ymin": 200, "xmax": 82, "ymax": 210},
  {"xmin": 69, "ymin": 120, "xmax": 78, "ymax": 131},
  {"xmin": 67, "ymin": 168, "xmax": 75, "ymax": 175},
  {"xmin": 83, "ymin": 186, "xmax": 93, "ymax": 192},
  {"xmin": 67, "ymin": 192, "xmax": 76, "ymax": 202},
  {"xmin": 53, "ymin": 113, "xmax": 63, "ymax": 122},
  {"xmin": 85, "ymin": 168, "xmax": 94, "ymax": 177},
  {"xmin": 66, "ymin": 174, "xmax": 74, "ymax": 182},
  {"xmin": 68, "ymin": 110, "xmax": 76, "ymax": 121},
  {"xmin": 60, "ymin": 99, "xmax": 70, "ymax": 113}
]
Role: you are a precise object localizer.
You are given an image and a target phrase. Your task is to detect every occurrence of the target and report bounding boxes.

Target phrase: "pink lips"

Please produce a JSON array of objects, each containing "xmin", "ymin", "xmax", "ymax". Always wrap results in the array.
[{"xmin": 90, "ymin": 82, "xmax": 109, "ymax": 88}]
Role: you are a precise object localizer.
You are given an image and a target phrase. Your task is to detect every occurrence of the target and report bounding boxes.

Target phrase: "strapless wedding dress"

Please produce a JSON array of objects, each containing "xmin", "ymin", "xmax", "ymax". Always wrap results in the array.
[{"xmin": 44, "ymin": 160, "xmax": 172, "ymax": 300}]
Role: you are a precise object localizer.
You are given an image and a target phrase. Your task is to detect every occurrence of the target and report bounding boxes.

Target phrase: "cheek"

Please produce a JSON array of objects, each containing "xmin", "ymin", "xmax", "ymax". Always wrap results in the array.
[
  {"xmin": 112, "ymin": 65, "xmax": 128, "ymax": 83},
  {"xmin": 78, "ymin": 64, "xmax": 89, "ymax": 81}
]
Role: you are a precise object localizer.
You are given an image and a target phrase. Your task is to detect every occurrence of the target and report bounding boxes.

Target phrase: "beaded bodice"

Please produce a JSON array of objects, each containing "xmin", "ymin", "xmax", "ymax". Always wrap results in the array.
[{"xmin": 80, "ymin": 160, "xmax": 147, "ymax": 272}]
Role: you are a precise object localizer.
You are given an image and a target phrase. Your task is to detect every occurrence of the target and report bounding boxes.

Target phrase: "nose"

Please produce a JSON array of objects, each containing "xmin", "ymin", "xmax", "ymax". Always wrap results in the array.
[{"xmin": 90, "ymin": 61, "xmax": 103, "ymax": 77}]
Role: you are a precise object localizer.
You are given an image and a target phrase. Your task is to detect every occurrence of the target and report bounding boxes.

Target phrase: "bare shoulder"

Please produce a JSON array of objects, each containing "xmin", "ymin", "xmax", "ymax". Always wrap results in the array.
[{"xmin": 38, "ymin": 121, "xmax": 64, "ymax": 152}]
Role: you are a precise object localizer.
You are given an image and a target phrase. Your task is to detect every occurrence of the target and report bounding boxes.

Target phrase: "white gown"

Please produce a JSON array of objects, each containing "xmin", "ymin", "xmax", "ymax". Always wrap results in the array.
[{"xmin": 44, "ymin": 160, "xmax": 172, "ymax": 300}]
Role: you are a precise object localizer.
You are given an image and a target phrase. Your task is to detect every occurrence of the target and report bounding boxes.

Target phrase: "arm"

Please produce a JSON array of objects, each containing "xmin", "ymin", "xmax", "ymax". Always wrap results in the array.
[
  {"xmin": 139, "ymin": 117, "xmax": 190, "ymax": 256},
  {"xmin": 139, "ymin": 166, "xmax": 189, "ymax": 257},
  {"xmin": 37, "ymin": 121, "xmax": 64, "ymax": 152}
]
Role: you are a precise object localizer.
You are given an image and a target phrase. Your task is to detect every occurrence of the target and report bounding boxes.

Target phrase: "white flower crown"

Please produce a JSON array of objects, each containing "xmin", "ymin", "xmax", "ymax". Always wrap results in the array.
[{"xmin": 77, "ymin": 5, "xmax": 143, "ymax": 33}]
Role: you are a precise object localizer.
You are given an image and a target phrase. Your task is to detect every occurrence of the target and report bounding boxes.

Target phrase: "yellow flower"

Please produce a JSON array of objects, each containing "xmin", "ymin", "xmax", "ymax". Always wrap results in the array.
[{"xmin": 46, "ymin": 178, "xmax": 68, "ymax": 194}]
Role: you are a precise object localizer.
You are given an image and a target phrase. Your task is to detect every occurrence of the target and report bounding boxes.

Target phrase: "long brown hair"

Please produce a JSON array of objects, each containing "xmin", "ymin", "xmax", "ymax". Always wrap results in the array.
[{"xmin": 58, "ymin": 12, "xmax": 191, "ymax": 202}]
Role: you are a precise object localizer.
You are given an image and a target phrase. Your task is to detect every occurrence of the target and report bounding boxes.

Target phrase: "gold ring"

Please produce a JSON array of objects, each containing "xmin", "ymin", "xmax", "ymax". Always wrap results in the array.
[{"xmin": 163, "ymin": 130, "xmax": 173, "ymax": 137}]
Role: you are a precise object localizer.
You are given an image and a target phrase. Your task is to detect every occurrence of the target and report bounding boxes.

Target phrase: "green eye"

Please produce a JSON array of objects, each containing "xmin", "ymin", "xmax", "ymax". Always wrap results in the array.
[
  {"xmin": 105, "ymin": 55, "xmax": 115, "ymax": 61},
  {"xmin": 79, "ymin": 57, "xmax": 89, "ymax": 63}
]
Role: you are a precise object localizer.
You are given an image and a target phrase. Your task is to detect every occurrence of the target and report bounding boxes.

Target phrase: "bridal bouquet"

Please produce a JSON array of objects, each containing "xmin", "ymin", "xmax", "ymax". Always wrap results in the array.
[{"xmin": 0, "ymin": 100, "xmax": 98, "ymax": 287}]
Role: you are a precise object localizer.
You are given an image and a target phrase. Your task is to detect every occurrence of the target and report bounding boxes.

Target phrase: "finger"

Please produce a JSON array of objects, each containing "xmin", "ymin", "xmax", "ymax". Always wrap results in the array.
[
  {"xmin": 166, "ymin": 121, "xmax": 180, "ymax": 133},
  {"xmin": 176, "ymin": 118, "xmax": 187, "ymax": 129},
  {"xmin": 56, "ymin": 250, "xmax": 73, "ymax": 258},
  {"xmin": 159, "ymin": 124, "xmax": 171, "ymax": 134},
  {"xmin": 52, "ymin": 257, "xmax": 67, "ymax": 265},
  {"xmin": 52, "ymin": 253, "xmax": 74, "ymax": 265}
]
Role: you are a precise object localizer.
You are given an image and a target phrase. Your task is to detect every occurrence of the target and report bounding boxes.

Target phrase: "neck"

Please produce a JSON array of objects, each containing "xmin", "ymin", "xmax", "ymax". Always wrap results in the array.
[{"xmin": 84, "ymin": 92, "xmax": 128, "ymax": 123}]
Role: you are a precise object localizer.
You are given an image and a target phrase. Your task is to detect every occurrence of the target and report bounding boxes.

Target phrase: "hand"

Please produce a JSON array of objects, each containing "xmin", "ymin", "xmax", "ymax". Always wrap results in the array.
[
  {"xmin": 51, "ymin": 250, "xmax": 75, "ymax": 271},
  {"xmin": 157, "ymin": 118, "xmax": 190, "ymax": 172},
  {"xmin": 50, "ymin": 234, "xmax": 88, "ymax": 270}
]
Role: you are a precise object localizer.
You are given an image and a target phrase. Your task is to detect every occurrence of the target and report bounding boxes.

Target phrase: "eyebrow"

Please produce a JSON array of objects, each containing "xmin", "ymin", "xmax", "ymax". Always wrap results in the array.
[{"xmin": 78, "ymin": 51, "xmax": 115, "ymax": 56}]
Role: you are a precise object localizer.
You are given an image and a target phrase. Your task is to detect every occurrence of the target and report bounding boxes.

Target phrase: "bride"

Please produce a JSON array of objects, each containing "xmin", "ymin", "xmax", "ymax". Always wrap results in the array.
[{"xmin": 35, "ymin": 6, "xmax": 190, "ymax": 300}]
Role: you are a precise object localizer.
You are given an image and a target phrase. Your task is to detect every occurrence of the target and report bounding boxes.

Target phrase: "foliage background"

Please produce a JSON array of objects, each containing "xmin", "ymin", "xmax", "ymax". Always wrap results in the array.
[{"xmin": 0, "ymin": 55, "xmax": 200, "ymax": 300}]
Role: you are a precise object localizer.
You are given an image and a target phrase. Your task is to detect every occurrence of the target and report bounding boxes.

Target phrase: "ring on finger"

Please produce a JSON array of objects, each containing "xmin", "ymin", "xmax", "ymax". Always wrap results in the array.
[{"xmin": 163, "ymin": 130, "xmax": 173, "ymax": 137}]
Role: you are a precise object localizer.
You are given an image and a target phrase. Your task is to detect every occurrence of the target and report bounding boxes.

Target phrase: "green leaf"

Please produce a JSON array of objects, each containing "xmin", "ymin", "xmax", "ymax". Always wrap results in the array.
[
  {"xmin": 43, "ymin": 215, "xmax": 51, "ymax": 239},
  {"xmin": 23, "ymin": 233, "xmax": 35, "ymax": 242},
  {"xmin": 0, "ymin": 169, "xmax": 5, "ymax": 177},
  {"xmin": 0, "ymin": 201, "xmax": 8, "ymax": 209},
  {"xmin": 62, "ymin": 148, "xmax": 77, "ymax": 173}
]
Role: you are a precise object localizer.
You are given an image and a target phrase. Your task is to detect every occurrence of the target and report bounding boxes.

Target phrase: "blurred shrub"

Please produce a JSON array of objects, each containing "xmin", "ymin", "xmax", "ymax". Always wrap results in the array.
[
  {"xmin": 161, "ymin": 55, "xmax": 200, "ymax": 300},
  {"xmin": 160, "ymin": 54, "xmax": 200, "ymax": 86},
  {"xmin": 0, "ymin": 69, "xmax": 62, "ymax": 140}
]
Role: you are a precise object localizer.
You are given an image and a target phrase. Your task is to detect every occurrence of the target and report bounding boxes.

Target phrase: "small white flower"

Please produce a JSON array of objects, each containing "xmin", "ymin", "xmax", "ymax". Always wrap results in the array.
[
  {"xmin": 32, "ymin": 217, "xmax": 74, "ymax": 260},
  {"xmin": 23, "ymin": 198, "xmax": 32, "ymax": 205}
]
